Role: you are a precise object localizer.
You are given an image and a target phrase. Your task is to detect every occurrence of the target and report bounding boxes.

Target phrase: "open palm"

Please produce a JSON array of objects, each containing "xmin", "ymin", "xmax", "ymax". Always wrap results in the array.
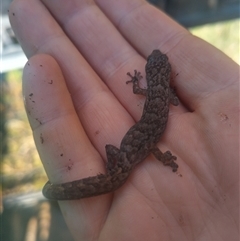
[{"xmin": 10, "ymin": 1, "xmax": 239, "ymax": 241}]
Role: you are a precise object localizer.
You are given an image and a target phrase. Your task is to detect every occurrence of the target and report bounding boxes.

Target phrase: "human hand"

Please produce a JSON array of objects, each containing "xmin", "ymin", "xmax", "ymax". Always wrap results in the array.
[{"xmin": 10, "ymin": 1, "xmax": 239, "ymax": 240}]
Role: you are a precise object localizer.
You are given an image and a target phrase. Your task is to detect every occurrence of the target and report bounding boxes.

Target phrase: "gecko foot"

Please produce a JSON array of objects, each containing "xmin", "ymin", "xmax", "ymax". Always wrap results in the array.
[
  {"xmin": 152, "ymin": 148, "xmax": 178, "ymax": 172},
  {"xmin": 161, "ymin": 151, "xmax": 178, "ymax": 172},
  {"xmin": 126, "ymin": 70, "xmax": 147, "ymax": 96},
  {"xmin": 126, "ymin": 70, "xmax": 142, "ymax": 84}
]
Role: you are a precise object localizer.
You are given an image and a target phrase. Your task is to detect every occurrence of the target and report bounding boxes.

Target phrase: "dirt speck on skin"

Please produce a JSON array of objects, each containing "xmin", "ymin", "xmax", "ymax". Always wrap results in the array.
[{"xmin": 95, "ymin": 130, "xmax": 100, "ymax": 135}]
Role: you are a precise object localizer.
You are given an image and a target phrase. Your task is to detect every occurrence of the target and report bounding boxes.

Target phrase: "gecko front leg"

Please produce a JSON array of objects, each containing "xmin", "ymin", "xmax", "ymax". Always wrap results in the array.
[{"xmin": 126, "ymin": 70, "xmax": 147, "ymax": 96}]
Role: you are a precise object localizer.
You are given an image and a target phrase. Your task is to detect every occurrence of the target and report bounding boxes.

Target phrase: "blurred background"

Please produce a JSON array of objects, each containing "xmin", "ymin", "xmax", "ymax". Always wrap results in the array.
[{"xmin": 1, "ymin": 0, "xmax": 239, "ymax": 241}]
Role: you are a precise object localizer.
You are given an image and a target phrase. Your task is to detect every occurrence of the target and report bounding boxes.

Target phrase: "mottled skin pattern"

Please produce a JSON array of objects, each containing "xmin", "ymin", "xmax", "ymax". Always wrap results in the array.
[{"xmin": 43, "ymin": 50, "xmax": 179, "ymax": 200}]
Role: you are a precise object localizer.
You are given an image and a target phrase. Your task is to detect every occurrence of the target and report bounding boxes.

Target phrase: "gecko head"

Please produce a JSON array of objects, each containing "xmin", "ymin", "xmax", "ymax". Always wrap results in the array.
[
  {"xmin": 146, "ymin": 49, "xmax": 170, "ymax": 75},
  {"xmin": 147, "ymin": 50, "xmax": 168, "ymax": 65}
]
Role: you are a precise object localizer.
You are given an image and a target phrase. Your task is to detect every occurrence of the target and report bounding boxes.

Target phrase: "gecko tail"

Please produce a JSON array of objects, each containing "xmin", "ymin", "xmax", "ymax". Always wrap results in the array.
[{"xmin": 42, "ymin": 172, "xmax": 129, "ymax": 200}]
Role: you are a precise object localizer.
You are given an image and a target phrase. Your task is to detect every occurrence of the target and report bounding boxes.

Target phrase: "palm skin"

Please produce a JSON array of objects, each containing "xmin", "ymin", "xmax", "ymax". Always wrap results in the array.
[{"xmin": 10, "ymin": 1, "xmax": 239, "ymax": 240}]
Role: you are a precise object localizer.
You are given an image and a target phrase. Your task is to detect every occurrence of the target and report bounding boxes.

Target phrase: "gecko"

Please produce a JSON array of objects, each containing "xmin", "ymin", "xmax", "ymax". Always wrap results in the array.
[{"xmin": 42, "ymin": 49, "xmax": 179, "ymax": 200}]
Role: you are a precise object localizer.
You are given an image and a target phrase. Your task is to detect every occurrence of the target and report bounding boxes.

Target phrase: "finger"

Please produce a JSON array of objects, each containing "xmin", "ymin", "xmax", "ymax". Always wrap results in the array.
[
  {"xmin": 23, "ymin": 52, "xmax": 136, "ymax": 176},
  {"xmin": 96, "ymin": 0, "xmax": 238, "ymax": 110},
  {"xmin": 23, "ymin": 54, "xmax": 104, "ymax": 183},
  {"xmin": 39, "ymin": 0, "xmax": 184, "ymax": 118},
  {"xmin": 11, "ymin": 0, "xmax": 140, "ymax": 146},
  {"xmin": 96, "ymin": 0, "xmax": 185, "ymax": 55},
  {"xmin": 22, "ymin": 54, "xmax": 113, "ymax": 239},
  {"xmin": 9, "ymin": 0, "xmax": 99, "ymax": 95},
  {"xmin": 7, "ymin": 1, "xmax": 135, "ymax": 143}
]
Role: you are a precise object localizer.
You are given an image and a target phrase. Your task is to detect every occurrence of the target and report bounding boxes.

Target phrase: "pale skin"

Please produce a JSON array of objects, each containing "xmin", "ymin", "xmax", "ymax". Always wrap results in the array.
[{"xmin": 9, "ymin": 0, "xmax": 239, "ymax": 241}]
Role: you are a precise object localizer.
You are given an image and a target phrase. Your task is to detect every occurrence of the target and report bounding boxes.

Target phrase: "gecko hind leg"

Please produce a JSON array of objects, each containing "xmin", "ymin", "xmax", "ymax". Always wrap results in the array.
[
  {"xmin": 105, "ymin": 144, "xmax": 120, "ymax": 171},
  {"xmin": 169, "ymin": 87, "xmax": 179, "ymax": 106},
  {"xmin": 151, "ymin": 147, "xmax": 178, "ymax": 172}
]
